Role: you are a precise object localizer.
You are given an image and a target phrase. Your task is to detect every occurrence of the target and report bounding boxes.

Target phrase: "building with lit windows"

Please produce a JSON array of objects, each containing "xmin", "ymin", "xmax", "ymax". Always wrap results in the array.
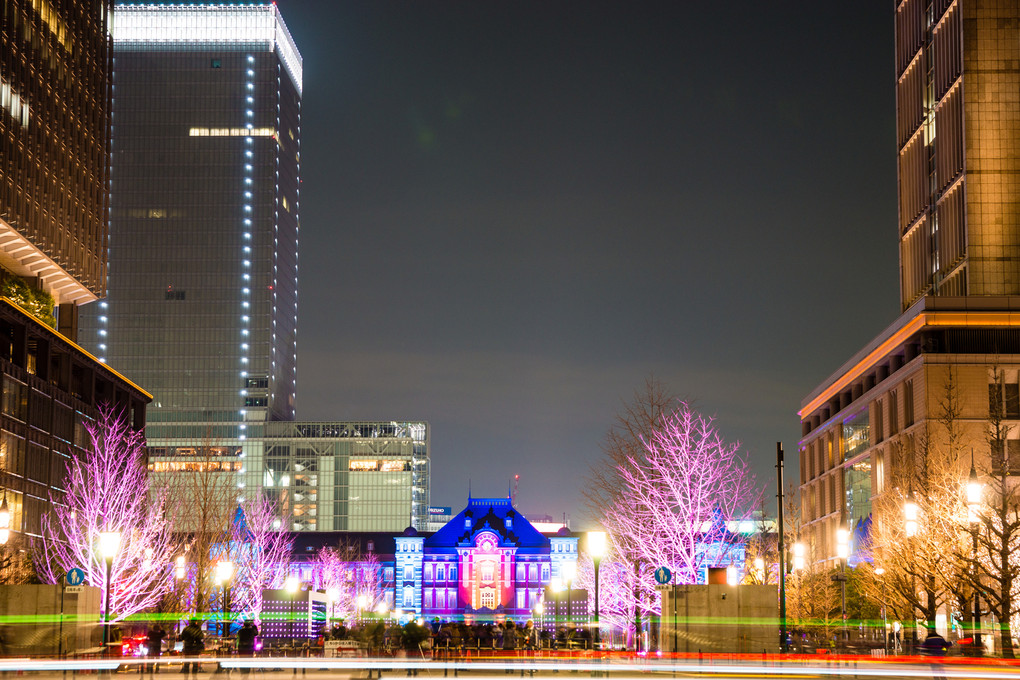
[
  {"xmin": 0, "ymin": 0, "xmax": 150, "ymax": 545},
  {"xmin": 147, "ymin": 420, "xmax": 430, "ymax": 532},
  {"xmin": 85, "ymin": 4, "xmax": 429, "ymax": 531},
  {"xmin": 83, "ymin": 3, "xmax": 300, "ymax": 431},
  {"xmin": 800, "ymin": 2, "xmax": 1020, "ymax": 569}
]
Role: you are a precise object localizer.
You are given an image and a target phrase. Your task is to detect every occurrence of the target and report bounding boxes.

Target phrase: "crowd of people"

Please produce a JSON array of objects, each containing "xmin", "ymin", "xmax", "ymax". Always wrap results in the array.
[
  {"xmin": 323, "ymin": 618, "xmax": 593, "ymax": 654},
  {"xmin": 132, "ymin": 615, "xmax": 590, "ymax": 674}
]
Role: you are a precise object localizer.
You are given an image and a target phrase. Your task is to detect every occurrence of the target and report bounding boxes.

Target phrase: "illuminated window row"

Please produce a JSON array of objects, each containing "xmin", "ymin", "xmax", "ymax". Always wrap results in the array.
[
  {"xmin": 189, "ymin": 126, "xmax": 279, "ymax": 142},
  {"xmin": 148, "ymin": 461, "xmax": 241, "ymax": 472},
  {"xmin": 349, "ymin": 460, "xmax": 411, "ymax": 472}
]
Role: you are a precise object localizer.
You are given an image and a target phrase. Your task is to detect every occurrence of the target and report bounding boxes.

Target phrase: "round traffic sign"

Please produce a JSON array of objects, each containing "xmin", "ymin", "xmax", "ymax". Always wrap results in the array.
[
  {"xmin": 653, "ymin": 566, "xmax": 672, "ymax": 584},
  {"xmin": 65, "ymin": 568, "xmax": 86, "ymax": 586}
]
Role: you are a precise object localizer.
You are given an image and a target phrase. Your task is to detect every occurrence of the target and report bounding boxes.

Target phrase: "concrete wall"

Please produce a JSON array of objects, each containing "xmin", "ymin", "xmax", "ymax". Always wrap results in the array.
[
  {"xmin": 0, "ymin": 585, "xmax": 102, "ymax": 656},
  {"xmin": 660, "ymin": 584, "xmax": 778, "ymax": 654}
]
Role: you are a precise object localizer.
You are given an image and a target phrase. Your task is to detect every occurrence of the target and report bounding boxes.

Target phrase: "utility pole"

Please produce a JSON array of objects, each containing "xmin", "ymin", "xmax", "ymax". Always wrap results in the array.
[{"xmin": 777, "ymin": 443, "xmax": 788, "ymax": 653}]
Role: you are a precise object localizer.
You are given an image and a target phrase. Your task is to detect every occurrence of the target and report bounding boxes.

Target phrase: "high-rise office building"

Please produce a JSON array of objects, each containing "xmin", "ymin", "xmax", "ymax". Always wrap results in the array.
[
  {"xmin": 799, "ymin": 2, "xmax": 1020, "ymax": 571},
  {"xmin": 897, "ymin": 1, "xmax": 1020, "ymax": 305},
  {"xmin": 0, "ymin": 0, "xmax": 150, "ymax": 545},
  {"xmin": 87, "ymin": 4, "xmax": 300, "ymax": 432},
  {"xmin": 90, "ymin": 4, "xmax": 429, "ymax": 531}
]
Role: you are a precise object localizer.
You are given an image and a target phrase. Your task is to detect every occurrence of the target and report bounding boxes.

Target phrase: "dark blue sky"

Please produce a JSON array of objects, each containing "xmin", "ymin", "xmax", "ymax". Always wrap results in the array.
[{"xmin": 276, "ymin": 1, "xmax": 900, "ymax": 526}]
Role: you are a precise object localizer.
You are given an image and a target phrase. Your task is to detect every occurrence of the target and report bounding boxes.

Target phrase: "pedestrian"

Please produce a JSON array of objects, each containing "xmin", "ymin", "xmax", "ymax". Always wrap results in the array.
[
  {"xmin": 144, "ymin": 623, "xmax": 166, "ymax": 675},
  {"xmin": 180, "ymin": 619, "xmax": 205, "ymax": 676},
  {"xmin": 502, "ymin": 620, "xmax": 517, "ymax": 673},
  {"xmin": 522, "ymin": 620, "xmax": 537, "ymax": 652},
  {"xmin": 236, "ymin": 619, "xmax": 258, "ymax": 676}
]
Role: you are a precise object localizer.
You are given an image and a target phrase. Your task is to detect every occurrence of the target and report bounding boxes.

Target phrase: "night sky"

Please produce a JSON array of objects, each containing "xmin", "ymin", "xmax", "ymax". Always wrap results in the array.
[{"xmin": 272, "ymin": 1, "xmax": 900, "ymax": 526}]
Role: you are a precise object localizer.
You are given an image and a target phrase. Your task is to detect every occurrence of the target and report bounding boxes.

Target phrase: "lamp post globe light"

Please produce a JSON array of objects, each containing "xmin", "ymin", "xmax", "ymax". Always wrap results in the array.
[
  {"xmin": 0, "ymin": 493, "xmax": 10, "ymax": 547},
  {"xmin": 792, "ymin": 542, "xmax": 805, "ymax": 572},
  {"xmin": 587, "ymin": 531, "xmax": 606, "ymax": 648},
  {"xmin": 99, "ymin": 530, "xmax": 121, "ymax": 650},
  {"xmin": 966, "ymin": 453, "xmax": 984, "ymax": 654},
  {"xmin": 175, "ymin": 555, "xmax": 187, "ymax": 581}
]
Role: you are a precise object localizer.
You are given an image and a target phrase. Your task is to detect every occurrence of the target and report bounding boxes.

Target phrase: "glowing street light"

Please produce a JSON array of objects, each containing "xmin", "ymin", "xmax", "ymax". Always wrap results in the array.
[
  {"xmin": 562, "ymin": 562, "xmax": 576, "ymax": 630},
  {"xmin": 175, "ymin": 555, "xmax": 187, "ymax": 580},
  {"xmin": 327, "ymin": 587, "xmax": 340, "ymax": 623},
  {"xmin": 285, "ymin": 575, "xmax": 300, "ymax": 593},
  {"xmin": 215, "ymin": 560, "xmax": 234, "ymax": 637},
  {"xmin": 99, "ymin": 530, "xmax": 121, "ymax": 650},
  {"xmin": 792, "ymin": 542, "xmax": 805, "ymax": 571},
  {"xmin": 875, "ymin": 567, "xmax": 888, "ymax": 653},
  {"xmin": 966, "ymin": 452, "xmax": 984, "ymax": 654},
  {"xmin": 0, "ymin": 493, "xmax": 10, "ymax": 546},
  {"xmin": 836, "ymin": 525, "xmax": 849, "ymax": 645},
  {"xmin": 587, "ymin": 530, "xmax": 606, "ymax": 648},
  {"xmin": 835, "ymin": 528, "xmax": 849, "ymax": 560},
  {"xmin": 726, "ymin": 564, "xmax": 738, "ymax": 586},
  {"xmin": 903, "ymin": 486, "xmax": 920, "ymax": 652},
  {"xmin": 904, "ymin": 488, "xmax": 919, "ymax": 537}
]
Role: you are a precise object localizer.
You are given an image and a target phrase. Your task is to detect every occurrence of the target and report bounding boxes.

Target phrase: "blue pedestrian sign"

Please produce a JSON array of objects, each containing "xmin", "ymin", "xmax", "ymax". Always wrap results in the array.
[
  {"xmin": 653, "ymin": 566, "xmax": 672, "ymax": 585},
  {"xmin": 65, "ymin": 568, "xmax": 85, "ymax": 587}
]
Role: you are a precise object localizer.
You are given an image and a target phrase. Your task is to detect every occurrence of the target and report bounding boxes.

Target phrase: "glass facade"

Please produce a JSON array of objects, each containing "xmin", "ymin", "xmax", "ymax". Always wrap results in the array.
[
  {"xmin": 1, "ymin": 0, "xmax": 115, "ymax": 331},
  {"xmin": 146, "ymin": 420, "xmax": 430, "ymax": 532},
  {"xmin": 82, "ymin": 3, "xmax": 300, "ymax": 428}
]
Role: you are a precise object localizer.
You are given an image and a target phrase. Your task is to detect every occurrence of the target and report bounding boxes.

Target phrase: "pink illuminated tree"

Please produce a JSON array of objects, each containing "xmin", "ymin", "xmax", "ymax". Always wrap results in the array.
[
  {"xmin": 227, "ymin": 495, "xmax": 293, "ymax": 625},
  {"xmin": 34, "ymin": 409, "xmax": 182, "ymax": 622},
  {"xmin": 315, "ymin": 542, "xmax": 383, "ymax": 620},
  {"xmin": 589, "ymin": 399, "xmax": 761, "ymax": 634}
]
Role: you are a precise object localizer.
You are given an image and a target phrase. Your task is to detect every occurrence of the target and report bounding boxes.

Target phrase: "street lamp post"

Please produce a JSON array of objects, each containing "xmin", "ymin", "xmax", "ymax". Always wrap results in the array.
[
  {"xmin": 561, "ymin": 562, "xmax": 576, "ymax": 642},
  {"xmin": 99, "ymin": 531, "xmax": 121, "ymax": 652},
  {"xmin": 327, "ymin": 588, "xmax": 340, "ymax": 624},
  {"xmin": 215, "ymin": 560, "xmax": 234, "ymax": 637},
  {"xmin": 0, "ymin": 492, "xmax": 11, "ymax": 548},
  {"xmin": 836, "ymin": 526, "xmax": 849, "ymax": 646},
  {"xmin": 357, "ymin": 594, "xmax": 368, "ymax": 624},
  {"xmin": 903, "ymin": 487, "xmax": 919, "ymax": 652},
  {"xmin": 967, "ymin": 454, "xmax": 984, "ymax": 655},
  {"xmin": 587, "ymin": 531, "xmax": 606, "ymax": 650},
  {"xmin": 875, "ymin": 567, "xmax": 887, "ymax": 653}
]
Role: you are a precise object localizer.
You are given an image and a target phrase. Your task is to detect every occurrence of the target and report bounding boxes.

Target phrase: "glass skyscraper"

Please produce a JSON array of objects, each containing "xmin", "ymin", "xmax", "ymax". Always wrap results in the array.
[
  {"xmin": 84, "ymin": 4, "xmax": 300, "ymax": 434},
  {"xmin": 88, "ymin": 4, "xmax": 429, "ymax": 532}
]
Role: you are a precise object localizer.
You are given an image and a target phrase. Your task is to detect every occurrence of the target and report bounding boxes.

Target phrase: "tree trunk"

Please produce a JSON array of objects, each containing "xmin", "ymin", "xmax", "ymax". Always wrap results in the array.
[
  {"xmin": 1000, "ymin": 623, "xmax": 1014, "ymax": 659},
  {"xmin": 633, "ymin": 561, "xmax": 641, "ymax": 652}
]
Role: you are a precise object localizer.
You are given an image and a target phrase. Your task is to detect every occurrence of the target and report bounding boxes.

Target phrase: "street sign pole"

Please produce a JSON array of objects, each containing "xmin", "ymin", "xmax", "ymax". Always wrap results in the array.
[{"xmin": 58, "ymin": 573, "xmax": 64, "ymax": 660}]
